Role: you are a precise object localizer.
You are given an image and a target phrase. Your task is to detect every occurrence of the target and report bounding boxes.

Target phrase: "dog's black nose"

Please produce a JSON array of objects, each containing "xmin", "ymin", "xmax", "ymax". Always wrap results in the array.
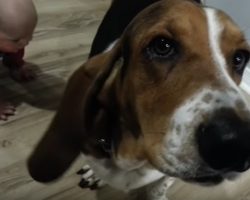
[{"xmin": 196, "ymin": 109, "xmax": 250, "ymax": 172}]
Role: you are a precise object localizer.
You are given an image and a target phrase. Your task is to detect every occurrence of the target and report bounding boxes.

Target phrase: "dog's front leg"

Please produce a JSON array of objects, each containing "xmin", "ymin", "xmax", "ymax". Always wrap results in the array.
[{"xmin": 143, "ymin": 177, "xmax": 175, "ymax": 200}]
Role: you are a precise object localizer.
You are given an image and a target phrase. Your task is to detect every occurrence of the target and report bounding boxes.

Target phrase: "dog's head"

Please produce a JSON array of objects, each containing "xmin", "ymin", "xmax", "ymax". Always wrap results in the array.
[{"xmin": 28, "ymin": 0, "xmax": 250, "ymax": 185}]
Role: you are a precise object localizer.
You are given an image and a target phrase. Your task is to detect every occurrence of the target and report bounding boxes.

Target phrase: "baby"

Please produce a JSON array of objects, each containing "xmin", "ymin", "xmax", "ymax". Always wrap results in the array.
[{"xmin": 0, "ymin": 0, "xmax": 37, "ymax": 120}]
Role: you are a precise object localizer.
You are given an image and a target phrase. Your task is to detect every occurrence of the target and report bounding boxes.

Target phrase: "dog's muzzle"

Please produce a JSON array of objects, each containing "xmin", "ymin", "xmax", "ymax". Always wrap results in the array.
[{"xmin": 196, "ymin": 108, "xmax": 250, "ymax": 174}]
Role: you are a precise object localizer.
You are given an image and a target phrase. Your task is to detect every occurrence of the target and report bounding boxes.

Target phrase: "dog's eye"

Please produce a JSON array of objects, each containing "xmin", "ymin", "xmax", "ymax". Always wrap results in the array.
[
  {"xmin": 146, "ymin": 37, "xmax": 177, "ymax": 59},
  {"xmin": 232, "ymin": 50, "xmax": 250, "ymax": 75}
]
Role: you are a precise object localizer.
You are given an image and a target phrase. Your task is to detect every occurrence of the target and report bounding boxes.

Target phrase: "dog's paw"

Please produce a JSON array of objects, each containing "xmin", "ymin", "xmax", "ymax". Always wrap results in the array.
[{"xmin": 77, "ymin": 165, "xmax": 105, "ymax": 190}]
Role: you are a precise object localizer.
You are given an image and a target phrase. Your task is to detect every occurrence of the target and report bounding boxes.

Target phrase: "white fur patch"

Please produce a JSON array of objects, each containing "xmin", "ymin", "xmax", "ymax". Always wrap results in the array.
[
  {"xmin": 162, "ymin": 88, "xmax": 235, "ymax": 177},
  {"xmin": 84, "ymin": 155, "xmax": 165, "ymax": 191},
  {"xmin": 104, "ymin": 39, "xmax": 119, "ymax": 52},
  {"xmin": 204, "ymin": 8, "xmax": 235, "ymax": 87}
]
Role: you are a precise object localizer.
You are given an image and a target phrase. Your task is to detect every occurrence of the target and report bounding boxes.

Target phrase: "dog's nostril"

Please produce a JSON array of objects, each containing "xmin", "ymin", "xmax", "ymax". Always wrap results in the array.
[
  {"xmin": 233, "ymin": 159, "xmax": 250, "ymax": 172},
  {"xmin": 196, "ymin": 111, "xmax": 250, "ymax": 172}
]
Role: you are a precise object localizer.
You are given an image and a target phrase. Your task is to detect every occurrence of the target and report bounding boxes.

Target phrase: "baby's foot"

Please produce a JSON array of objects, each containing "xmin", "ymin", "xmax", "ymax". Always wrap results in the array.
[
  {"xmin": 9, "ymin": 66, "xmax": 36, "ymax": 82},
  {"xmin": 0, "ymin": 101, "xmax": 16, "ymax": 121}
]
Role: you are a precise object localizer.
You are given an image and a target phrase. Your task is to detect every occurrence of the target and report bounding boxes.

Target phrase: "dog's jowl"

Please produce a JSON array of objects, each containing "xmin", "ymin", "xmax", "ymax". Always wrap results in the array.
[{"xmin": 28, "ymin": 0, "xmax": 250, "ymax": 199}]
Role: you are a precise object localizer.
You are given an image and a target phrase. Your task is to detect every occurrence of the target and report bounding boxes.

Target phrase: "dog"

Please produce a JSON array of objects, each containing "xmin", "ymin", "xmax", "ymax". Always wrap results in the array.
[{"xmin": 28, "ymin": 0, "xmax": 250, "ymax": 199}]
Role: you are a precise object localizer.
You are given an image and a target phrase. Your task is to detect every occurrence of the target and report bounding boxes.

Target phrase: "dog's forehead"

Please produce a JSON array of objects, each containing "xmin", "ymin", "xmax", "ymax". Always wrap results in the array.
[
  {"xmin": 126, "ymin": 0, "xmax": 205, "ymax": 42},
  {"xmin": 217, "ymin": 10, "xmax": 249, "ymax": 56},
  {"xmin": 125, "ymin": 0, "xmax": 246, "ymax": 55},
  {"xmin": 207, "ymin": 8, "xmax": 248, "ymax": 51}
]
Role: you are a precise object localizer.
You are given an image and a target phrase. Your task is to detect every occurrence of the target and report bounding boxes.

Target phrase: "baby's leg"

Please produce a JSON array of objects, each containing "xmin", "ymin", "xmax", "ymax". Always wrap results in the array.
[{"xmin": 3, "ymin": 48, "xmax": 35, "ymax": 82}]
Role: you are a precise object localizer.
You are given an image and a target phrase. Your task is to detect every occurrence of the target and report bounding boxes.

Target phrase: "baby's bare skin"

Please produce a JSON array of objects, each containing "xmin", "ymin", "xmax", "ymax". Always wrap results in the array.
[
  {"xmin": 0, "ymin": 0, "xmax": 37, "ymax": 120},
  {"xmin": 0, "ymin": 0, "xmax": 37, "ymax": 52}
]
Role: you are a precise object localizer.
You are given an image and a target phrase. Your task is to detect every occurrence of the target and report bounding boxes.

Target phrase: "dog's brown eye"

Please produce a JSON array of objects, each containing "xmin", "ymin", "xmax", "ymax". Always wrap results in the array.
[
  {"xmin": 146, "ymin": 37, "xmax": 177, "ymax": 59},
  {"xmin": 233, "ymin": 50, "xmax": 250, "ymax": 75}
]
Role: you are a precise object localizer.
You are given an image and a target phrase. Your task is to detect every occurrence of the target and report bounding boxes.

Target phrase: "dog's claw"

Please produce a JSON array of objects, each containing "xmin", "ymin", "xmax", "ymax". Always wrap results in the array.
[
  {"xmin": 90, "ymin": 180, "xmax": 101, "ymax": 190},
  {"xmin": 77, "ymin": 165, "xmax": 105, "ymax": 190},
  {"xmin": 77, "ymin": 169, "xmax": 85, "ymax": 175},
  {"xmin": 77, "ymin": 164, "xmax": 92, "ymax": 175},
  {"xmin": 78, "ymin": 179, "xmax": 90, "ymax": 188}
]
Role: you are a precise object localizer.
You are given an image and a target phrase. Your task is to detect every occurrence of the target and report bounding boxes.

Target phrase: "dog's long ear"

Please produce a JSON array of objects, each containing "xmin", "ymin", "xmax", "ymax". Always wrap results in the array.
[
  {"xmin": 182, "ymin": 0, "xmax": 202, "ymax": 3},
  {"xmin": 83, "ymin": 45, "xmax": 122, "ymax": 133},
  {"xmin": 27, "ymin": 42, "xmax": 122, "ymax": 183}
]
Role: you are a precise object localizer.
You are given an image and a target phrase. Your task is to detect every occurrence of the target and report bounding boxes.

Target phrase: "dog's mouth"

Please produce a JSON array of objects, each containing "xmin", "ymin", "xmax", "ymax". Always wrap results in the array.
[
  {"xmin": 184, "ymin": 175, "xmax": 224, "ymax": 185},
  {"xmin": 183, "ymin": 171, "xmax": 240, "ymax": 185}
]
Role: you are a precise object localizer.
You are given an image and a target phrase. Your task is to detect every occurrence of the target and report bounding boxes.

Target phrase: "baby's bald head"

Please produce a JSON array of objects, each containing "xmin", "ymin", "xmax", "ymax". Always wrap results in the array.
[{"xmin": 0, "ymin": 0, "xmax": 37, "ymax": 40}]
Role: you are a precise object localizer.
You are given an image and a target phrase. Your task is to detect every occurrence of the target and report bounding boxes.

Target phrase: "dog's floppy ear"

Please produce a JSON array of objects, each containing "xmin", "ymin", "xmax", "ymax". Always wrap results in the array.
[
  {"xmin": 83, "ymin": 44, "xmax": 122, "ymax": 133},
  {"xmin": 27, "ymin": 41, "xmax": 122, "ymax": 183}
]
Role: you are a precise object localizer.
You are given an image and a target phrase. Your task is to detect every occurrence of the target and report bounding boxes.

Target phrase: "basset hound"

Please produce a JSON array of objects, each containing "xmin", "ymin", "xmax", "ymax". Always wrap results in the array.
[{"xmin": 28, "ymin": 0, "xmax": 250, "ymax": 199}]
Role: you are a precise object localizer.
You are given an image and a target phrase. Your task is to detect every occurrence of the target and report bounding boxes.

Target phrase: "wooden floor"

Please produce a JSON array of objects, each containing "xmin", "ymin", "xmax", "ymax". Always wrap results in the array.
[{"xmin": 1, "ymin": 0, "xmax": 250, "ymax": 199}]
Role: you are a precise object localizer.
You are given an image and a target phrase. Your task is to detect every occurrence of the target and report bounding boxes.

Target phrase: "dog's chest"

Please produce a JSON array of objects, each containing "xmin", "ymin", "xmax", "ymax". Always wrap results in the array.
[{"xmin": 84, "ymin": 155, "xmax": 165, "ymax": 191}]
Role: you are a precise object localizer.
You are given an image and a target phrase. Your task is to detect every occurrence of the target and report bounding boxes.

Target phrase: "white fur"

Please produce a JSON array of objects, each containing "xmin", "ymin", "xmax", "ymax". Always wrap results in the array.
[
  {"xmin": 80, "ymin": 165, "xmax": 106, "ymax": 188},
  {"xmin": 84, "ymin": 155, "xmax": 165, "ymax": 191},
  {"xmin": 205, "ymin": 9, "xmax": 227, "ymax": 82},
  {"xmin": 162, "ymin": 88, "xmax": 244, "ymax": 178},
  {"xmin": 104, "ymin": 39, "xmax": 118, "ymax": 52}
]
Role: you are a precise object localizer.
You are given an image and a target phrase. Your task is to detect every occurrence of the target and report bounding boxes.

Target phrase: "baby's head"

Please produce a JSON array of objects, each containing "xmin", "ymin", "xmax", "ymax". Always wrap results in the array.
[{"xmin": 0, "ymin": 0, "xmax": 37, "ymax": 52}]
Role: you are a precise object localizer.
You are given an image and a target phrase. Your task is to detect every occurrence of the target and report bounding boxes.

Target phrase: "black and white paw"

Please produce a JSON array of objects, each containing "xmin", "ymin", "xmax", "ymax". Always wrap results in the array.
[{"xmin": 77, "ymin": 165, "xmax": 105, "ymax": 190}]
